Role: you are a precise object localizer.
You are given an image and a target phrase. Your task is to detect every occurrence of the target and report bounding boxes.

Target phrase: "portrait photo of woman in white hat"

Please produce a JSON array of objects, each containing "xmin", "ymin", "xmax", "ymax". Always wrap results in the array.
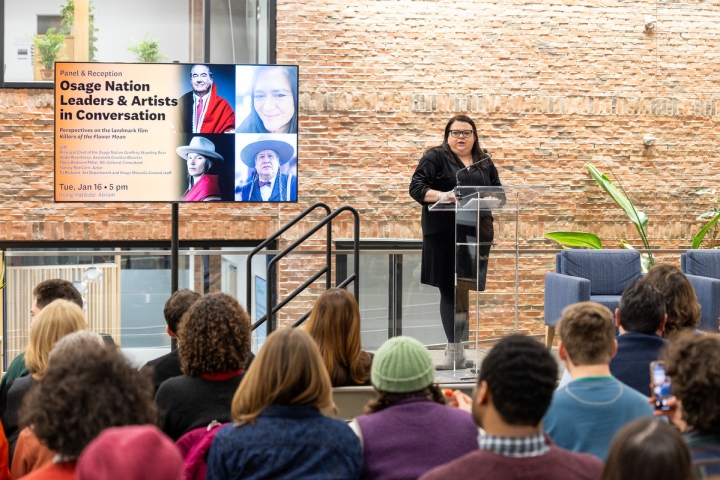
[
  {"xmin": 176, "ymin": 136, "xmax": 225, "ymax": 201},
  {"xmin": 236, "ymin": 135, "xmax": 297, "ymax": 202}
]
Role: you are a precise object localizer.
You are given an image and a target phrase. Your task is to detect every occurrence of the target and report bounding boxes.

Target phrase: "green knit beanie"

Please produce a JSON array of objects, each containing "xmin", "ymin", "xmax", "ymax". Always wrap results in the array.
[{"xmin": 371, "ymin": 336, "xmax": 435, "ymax": 393}]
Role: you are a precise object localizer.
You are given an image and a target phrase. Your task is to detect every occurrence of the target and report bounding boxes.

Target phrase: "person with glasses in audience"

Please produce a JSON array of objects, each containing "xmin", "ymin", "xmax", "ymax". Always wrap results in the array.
[{"xmin": 409, "ymin": 115, "xmax": 502, "ymax": 370}]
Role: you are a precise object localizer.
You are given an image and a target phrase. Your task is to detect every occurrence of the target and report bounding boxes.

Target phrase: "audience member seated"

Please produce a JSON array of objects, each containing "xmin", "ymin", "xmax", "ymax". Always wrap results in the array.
[
  {"xmin": 662, "ymin": 332, "xmax": 720, "ymax": 478},
  {"xmin": 18, "ymin": 338, "xmax": 156, "ymax": 479},
  {"xmin": 306, "ymin": 288, "xmax": 372, "ymax": 387},
  {"xmin": 610, "ymin": 281, "xmax": 668, "ymax": 397},
  {"xmin": 350, "ymin": 336, "xmax": 477, "ymax": 480},
  {"xmin": 2, "ymin": 300, "xmax": 86, "ymax": 459},
  {"xmin": 143, "ymin": 289, "xmax": 201, "ymax": 392},
  {"xmin": 155, "ymin": 293, "xmax": 251, "ymax": 441},
  {"xmin": 544, "ymin": 302, "xmax": 653, "ymax": 460},
  {"xmin": 642, "ymin": 264, "xmax": 701, "ymax": 338},
  {"xmin": 11, "ymin": 331, "xmax": 105, "ymax": 480},
  {"xmin": 0, "ymin": 279, "xmax": 83, "ymax": 395},
  {"xmin": 420, "ymin": 335, "xmax": 602, "ymax": 480},
  {"xmin": 206, "ymin": 328, "xmax": 362, "ymax": 480},
  {"xmin": 76, "ymin": 426, "xmax": 184, "ymax": 480},
  {"xmin": 602, "ymin": 418, "xmax": 692, "ymax": 480}
]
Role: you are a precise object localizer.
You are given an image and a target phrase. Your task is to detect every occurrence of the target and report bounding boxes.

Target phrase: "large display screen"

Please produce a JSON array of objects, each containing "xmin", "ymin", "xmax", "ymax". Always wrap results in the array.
[{"xmin": 54, "ymin": 62, "xmax": 298, "ymax": 203}]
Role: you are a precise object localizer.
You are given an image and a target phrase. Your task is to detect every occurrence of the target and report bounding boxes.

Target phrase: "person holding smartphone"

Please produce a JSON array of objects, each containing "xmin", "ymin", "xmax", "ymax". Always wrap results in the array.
[{"xmin": 658, "ymin": 333, "xmax": 720, "ymax": 478}]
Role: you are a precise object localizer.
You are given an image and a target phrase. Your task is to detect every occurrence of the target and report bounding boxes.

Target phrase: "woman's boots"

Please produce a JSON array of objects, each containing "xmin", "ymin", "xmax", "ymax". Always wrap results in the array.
[{"xmin": 434, "ymin": 343, "xmax": 467, "ymax": 370}]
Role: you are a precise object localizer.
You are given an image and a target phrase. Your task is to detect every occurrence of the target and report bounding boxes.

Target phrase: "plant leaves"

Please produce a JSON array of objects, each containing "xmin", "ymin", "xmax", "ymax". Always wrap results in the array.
[
  {"xmin": 544, "ymin": 232, "xmax": 603, "ymax": 249},
  {"xmin": 587, "ymin": 164, "xmax": 648, "ymax": 231},
  {"xmin": 692, "ymin": 211, "xmax": 720, "ymax": 249},
  {"xmin": 620, "ymin": 239, "xmax": 652, "ymax": 273}
]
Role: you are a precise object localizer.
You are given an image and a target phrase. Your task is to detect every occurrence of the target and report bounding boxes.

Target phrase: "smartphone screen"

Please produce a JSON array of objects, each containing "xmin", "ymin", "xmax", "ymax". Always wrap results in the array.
[{"xmin": 651, "ymin": 362, "xmax": 673, "ymax": 411}]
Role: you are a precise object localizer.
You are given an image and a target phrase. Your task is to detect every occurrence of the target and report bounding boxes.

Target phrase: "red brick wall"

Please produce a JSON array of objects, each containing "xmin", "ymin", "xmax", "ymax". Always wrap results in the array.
[{"xmin": 2, "ymin": 0, "xmax": 718, "ymax": 334}]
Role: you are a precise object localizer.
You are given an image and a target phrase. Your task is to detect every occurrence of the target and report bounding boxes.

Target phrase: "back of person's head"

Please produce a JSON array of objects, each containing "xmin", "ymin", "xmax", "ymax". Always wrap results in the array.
[
  {"xmin": 618, "ymin": 281, "xmax": 666, "ymax": 335},
  {"xmin": 76, "ymin": 425, "xmax": 183, "ymax": 480},
  {"xmin": 602, "ymin": 418, "xmax": 693, "ymax": 480},
  {"xmin": 231, "ymin": 327, "xmax": 334, "ymax": 425},
  {"xmin": 20, "ymin": 341, "xmax": 157, "ymax": 459},
  {"xmin": 25, "ymin": 299, "xmax": 87, "ymax": 377},
  {"xmin": 163, "ymin": 289, "xmax": 200, "ymax": 335},
  {"xmin": 50, "ymin": 330, "xmax": 105, "ymax": 361},
  {"xmin": 306, "ymin": 288, "xmax": 370, "ymax": 386},
  {"xmin": 642, "ymin": 265, "xmax": 700, "ymax": 337},
  {"xmin": 364, "ymin": 336, "xmax": 442, "ymax": 413},
  {"xmin": 32, "ymin": 279, "xmax": 83, "ymax": 310},
  {"xmin": 177, "ymin": 292, "xmax": 250, "ymax": 376},
  {"xmin": 558, "ymin": 302, "xmax": 615, "ymax": 366},
  {"xmin": 478, "ymin": 335, "xmax": 558, "ymax": 427},
  {"xmin": 664, "ymin": 332, "xmax": 720, "ymax": 434}
]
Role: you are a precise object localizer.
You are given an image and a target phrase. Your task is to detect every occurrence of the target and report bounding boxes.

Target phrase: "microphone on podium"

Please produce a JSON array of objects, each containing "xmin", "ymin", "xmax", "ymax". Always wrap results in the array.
[{"xmin": 454, "ymin": 150, "xmax": 491, "ymax": 200}]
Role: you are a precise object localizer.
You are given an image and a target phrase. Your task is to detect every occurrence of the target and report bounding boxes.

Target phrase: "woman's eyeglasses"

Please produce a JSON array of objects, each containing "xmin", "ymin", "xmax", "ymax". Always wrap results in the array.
[{"xmin": 449, "ymin": 130, "xmax": 473, "ymax": 138}]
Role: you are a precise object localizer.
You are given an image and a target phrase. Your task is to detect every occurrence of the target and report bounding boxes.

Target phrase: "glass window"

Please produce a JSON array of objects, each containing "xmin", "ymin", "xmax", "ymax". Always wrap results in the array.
[{"xmin": 1, "ymin": 0, "xmax": 274, "ymax": 87}]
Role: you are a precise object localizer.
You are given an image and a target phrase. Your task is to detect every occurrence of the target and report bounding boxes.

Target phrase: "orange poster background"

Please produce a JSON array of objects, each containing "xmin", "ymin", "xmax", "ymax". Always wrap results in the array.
[{"xmin": 55, "ymin": 63, "xmax": 187, "ymax": 202}]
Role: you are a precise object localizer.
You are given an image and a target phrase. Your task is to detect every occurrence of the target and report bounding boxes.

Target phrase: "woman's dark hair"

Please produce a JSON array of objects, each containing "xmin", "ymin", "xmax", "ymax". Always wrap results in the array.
[
  {"xmin": 641, "ymin": 264, "xmax": 700, "ymax": 338},
  {"xmin": 426, "ymin": 115, "xmax": 492, "ymax": 169},
  {"xmin": 238, "ymin": 66, "xmax": 298, "ymax": 134},
  {"xmin": 364, "ymin": 384, "xmax": 445, "ymax": 414},
  {"xmin": 602, "ymin": 418, "xmax": 693, "ymax": 480},
  {"xmin": 664, "ymin": 332, "xmax": 720, "ymax": 433},
  {"xmin": 20, "ymin": 342, "xmax": 157, "ymax": 458},
  {"xmin": 177, "ymin": 292, "xmax": 251, "ymax": 376}
]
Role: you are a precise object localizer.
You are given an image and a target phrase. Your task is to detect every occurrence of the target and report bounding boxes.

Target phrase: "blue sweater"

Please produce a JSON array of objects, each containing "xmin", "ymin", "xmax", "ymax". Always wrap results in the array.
[
  {"xmin": 543, "ymin": 376, "xmax": 654, "ymax": 460},
  {"xmin": 610, "ymin": 332, "xmax": 667, "ymax": 397},
  {"xmin": 206, "ymin": 405, "xmax": 362, "ymax": 480}
]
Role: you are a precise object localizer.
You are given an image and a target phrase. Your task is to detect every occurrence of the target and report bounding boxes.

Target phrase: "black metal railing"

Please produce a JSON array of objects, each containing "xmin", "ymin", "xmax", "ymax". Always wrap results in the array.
[
  {"xmin": 245, "ymin": 202, "xmax": 331, "ymax": 319},
  {"xmin": 249, "ymin": 205, "xmax": 360, "ymax": 332}
]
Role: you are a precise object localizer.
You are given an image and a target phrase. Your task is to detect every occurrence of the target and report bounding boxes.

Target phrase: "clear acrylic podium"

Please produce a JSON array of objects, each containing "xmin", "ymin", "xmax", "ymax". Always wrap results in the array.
[{"xmin": 429, "ymin": 185, "xmax": 547, "ymax": 375}]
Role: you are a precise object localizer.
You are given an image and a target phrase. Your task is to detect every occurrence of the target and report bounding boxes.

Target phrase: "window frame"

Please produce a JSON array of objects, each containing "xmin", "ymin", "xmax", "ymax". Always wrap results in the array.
[{"xmin": 0, "ymin": 0, "xmax": 277, "ymax": 89}]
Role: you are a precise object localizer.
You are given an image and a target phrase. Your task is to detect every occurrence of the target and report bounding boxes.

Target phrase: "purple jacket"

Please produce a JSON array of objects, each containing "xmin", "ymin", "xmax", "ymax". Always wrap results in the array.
[{"xmin": 355, "ymin": 397, "xmax": 479, "ymax": 480}]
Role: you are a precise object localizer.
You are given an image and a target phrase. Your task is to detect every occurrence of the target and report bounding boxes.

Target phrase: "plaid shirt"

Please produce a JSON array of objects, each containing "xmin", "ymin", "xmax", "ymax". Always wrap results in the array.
[{"xmin": 478, "ymin": 431, "xmax": 550, "ymax": 458}]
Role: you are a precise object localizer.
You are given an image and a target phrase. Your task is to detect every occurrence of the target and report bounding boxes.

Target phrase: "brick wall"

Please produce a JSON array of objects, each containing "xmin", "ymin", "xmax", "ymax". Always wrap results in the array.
[{"xmin": 2, "ymin": 0, "xmax": 719, "ymax": 335}]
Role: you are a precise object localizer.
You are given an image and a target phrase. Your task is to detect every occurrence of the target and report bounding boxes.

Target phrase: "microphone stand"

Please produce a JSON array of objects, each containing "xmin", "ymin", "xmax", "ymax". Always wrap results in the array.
[{"xmin": 454, "ymin": 150, "xmax": 492, "ymax": 200}]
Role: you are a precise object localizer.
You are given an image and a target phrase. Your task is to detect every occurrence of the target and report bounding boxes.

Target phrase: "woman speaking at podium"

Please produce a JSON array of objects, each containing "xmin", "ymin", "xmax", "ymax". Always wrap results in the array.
[{"xmin": 409, "ymin": 115, "xmax": 502, "ymax": 370}]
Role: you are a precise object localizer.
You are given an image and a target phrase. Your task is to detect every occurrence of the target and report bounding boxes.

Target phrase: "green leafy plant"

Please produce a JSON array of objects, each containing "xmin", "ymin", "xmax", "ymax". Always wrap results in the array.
[
  {"xmin": 127, "ymin": 33, "xmax": 167, "ymax": 63},
  {"xmin": 544, "ymin": 163, "xmax": 654, "ymax": 271},
  {"xmin": 60, "ymin": 0, "xmax": 98, "ymax": 61},
  {"xmin": 692, "ymin": 189, "xmax": 720, "ymax": 249},
  {"xmin": 34, "ymin": 28, "xmax": 66, "ymax": 70}
]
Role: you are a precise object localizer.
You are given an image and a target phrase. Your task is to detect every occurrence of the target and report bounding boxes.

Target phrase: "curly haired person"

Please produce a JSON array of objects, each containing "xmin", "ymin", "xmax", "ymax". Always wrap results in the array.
[
  {"xmin": 18, "ymin": 339, "xmax": 156, "ymax": 480},
  {"xmin": 155, "ymin": 293, "xmax": 251, "ymax": 441},
  {"xmin": 662, "ymin": 333, "xmax": 720, "ymax": 479}
]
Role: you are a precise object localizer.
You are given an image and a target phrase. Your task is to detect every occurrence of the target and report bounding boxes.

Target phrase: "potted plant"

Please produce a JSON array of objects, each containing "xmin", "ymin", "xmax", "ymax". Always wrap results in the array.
[
  {"xmin": 34, "ymin": 27, "xmax": 66, "ymax": 80},
  {"xmin": 128, "ymin": 33, "xmax": 167, "ymax": 63},
  {"xmin": 60, "ymin": 0, "xmax": 99, "ymax": 61}
]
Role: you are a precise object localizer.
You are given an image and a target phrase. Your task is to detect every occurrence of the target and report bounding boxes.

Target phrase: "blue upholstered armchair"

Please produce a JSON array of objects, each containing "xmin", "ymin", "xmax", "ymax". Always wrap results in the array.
[
  {"xmin": 544, "ymin": 250, "xmax": 642, "ymax": 347},
  {"xmin": 681, "ymin": 250, "xmax": 720, "ymax": 331}
]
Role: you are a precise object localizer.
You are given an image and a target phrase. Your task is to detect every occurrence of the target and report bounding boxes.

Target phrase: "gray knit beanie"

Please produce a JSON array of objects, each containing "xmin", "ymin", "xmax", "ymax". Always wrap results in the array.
[{"xmin": 371, "ymin": 336, "xmax": 435, "ymax": 393}]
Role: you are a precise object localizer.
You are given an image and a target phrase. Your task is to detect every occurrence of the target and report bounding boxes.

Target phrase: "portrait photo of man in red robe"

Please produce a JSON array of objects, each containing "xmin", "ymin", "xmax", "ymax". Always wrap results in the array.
[{"xmin": 177, "ymin": 64, "xmax": 235, "ymax": 133}]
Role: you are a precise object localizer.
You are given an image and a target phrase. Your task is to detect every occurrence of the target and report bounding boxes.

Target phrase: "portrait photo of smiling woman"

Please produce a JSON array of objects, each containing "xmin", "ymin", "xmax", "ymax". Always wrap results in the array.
[
  {"xmin": 235, "ymin": 66, "xmax": 298, "ymax": 134},
  {"xmin": 235, "ymin": 135, "xmax": 298, "ymax": 202}
]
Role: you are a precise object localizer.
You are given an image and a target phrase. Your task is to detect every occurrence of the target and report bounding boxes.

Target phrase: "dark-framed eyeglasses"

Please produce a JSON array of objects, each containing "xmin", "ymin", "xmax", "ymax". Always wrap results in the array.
[{"xmin": 449, "ymin": 130, "xmax": 473, "ymax": 138}]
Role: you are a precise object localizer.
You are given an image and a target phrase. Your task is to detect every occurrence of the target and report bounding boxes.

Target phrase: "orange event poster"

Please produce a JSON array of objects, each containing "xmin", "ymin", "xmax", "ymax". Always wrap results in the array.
[{"xmin": 55, "ymin": 62, "xmax": 186, "ymax": 202}]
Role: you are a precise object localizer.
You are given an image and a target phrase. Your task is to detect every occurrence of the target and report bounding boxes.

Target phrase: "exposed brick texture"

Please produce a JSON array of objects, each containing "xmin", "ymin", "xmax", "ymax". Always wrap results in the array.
[{"xmin": 2, "ymin": 0, "xmax": 719, "ymax": 336}]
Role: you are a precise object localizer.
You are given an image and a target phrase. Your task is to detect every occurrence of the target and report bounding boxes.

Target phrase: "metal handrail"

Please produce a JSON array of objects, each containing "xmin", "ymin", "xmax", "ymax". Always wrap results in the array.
[
  {"xmin": 245, "ymin": 202, "xmax": 331, "ymax": 318},
  {"xmin": 252, "ymin": 206, "xmax": 361, "ymax": 332}
]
